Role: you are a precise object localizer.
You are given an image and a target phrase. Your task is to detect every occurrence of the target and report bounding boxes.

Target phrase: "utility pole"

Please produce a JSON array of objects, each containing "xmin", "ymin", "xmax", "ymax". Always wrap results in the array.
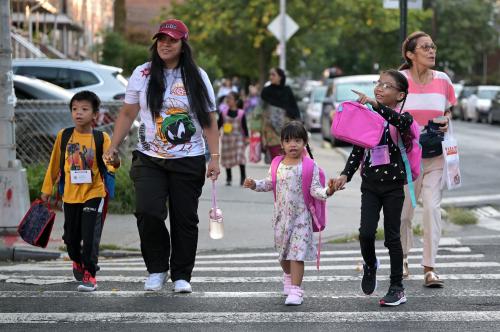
[
  {"xmin": 0, "ymin": 0, "xmax": 30, "ymax": 229},
  {"xmin": 279, "ymin": 0, "xmax": 286, "ymax": 71},
  {"xmin": 399, "ymin": 0, "xmax": 408, "ymax": 49}
]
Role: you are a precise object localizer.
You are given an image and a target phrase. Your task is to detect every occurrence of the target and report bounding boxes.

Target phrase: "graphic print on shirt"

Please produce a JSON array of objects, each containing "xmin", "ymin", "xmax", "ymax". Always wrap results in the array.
[{"xmin": 67, "ymin": 143, "xmax": 94, "ymax": 171}]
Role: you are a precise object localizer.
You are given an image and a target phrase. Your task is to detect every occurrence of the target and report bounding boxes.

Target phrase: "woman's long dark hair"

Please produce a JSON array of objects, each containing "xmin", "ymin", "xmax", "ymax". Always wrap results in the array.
[
  {"xmin": 146, "ymin": 40, "xmax": 212, "ymax": 128},
  {"xmin": 399, "ymin": 31, "xmax": 430, "ymax": 70},
  {"xmin": 280, "ymin": 120, "xmax": 314, "ymax": 159},
  {"xmin": 383, "ymin": 69, "xmax": 413, "ymax": 152}
]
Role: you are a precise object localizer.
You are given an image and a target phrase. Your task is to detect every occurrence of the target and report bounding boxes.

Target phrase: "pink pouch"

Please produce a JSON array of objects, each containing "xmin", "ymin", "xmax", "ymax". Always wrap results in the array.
[{"xmin": 331, "ymin": 101, "xmax": 386, "ymax": 148}]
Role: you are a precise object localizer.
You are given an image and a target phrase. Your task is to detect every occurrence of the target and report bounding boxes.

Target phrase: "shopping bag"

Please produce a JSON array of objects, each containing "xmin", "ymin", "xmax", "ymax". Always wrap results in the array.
[
  {"xmin": 249, "ymin": 131, "xmax": 262, "ymax": 163},
  {"xmin": 17, "ymin": 199, "xmax": 56, "ymax": 248},
  {"xmin": 441, "ymin": 122, "xmax": 462, "ymax": 190}
]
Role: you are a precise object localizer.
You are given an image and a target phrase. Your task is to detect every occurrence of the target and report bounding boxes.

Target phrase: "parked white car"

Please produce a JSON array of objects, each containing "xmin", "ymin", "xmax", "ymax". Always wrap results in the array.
[
  {"xmin": 475, "ymin": 85, "xmax": 500, "ymax": 123},
  {"xmin": 12, "ymin": 59, "xmax": 128, "ymax": 101},
  {"xmin": 303, "ymin": 85, "xmax": 327, "ymax": 132}
]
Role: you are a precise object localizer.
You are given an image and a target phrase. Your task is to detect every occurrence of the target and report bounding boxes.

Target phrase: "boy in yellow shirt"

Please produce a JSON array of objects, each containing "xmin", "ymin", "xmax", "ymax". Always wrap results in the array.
[{"xmin": 41, "ymin": 91, "xmax": 120, "ymax": 292}]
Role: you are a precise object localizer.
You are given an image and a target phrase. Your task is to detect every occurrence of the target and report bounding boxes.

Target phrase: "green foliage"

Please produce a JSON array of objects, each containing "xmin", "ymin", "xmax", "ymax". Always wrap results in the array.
[
  {"xmin": 100, "ymin": 31, "xmax": 149, "ymax": 76},
  {"xmin": 446, "ymin": 207, "xmax": 478, "ymax": 225},
  {"xmin": 107, "ymin": 161, "xmax": 135, "ymax": 214},
  {"xmin": 413, "ymin": 224, "xmax": 423, "ymax": 236},
  {"xmin": 26, "ymin": 163, "xmax": 48, "ymax": 201}
]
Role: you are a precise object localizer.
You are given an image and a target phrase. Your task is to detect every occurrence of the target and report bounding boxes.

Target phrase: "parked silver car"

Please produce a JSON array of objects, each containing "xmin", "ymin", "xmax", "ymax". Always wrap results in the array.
[
  {"xmin": 12, "ymin": 59, "xmax": 127, "ymax": 101},
  {"xmin": 303, "ymin": 85, "xmax": 327, "ymax": 132}
]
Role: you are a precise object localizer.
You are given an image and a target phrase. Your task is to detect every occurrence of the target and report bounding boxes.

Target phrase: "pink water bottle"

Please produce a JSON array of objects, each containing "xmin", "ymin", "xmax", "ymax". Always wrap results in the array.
[{"xmin": 209, "ymin": 180, "xmax": 224, "ymax": 239}]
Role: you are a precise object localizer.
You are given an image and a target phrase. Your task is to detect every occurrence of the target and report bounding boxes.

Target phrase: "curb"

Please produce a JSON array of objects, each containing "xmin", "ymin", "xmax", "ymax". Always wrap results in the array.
[{"xmin": 0, "ymin": 246, "xmax": 61, "ymax": 262}]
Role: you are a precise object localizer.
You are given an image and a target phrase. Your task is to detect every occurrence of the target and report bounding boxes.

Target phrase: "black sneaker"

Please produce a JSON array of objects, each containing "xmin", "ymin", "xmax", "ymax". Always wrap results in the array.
[
  {"xmin": 379, "ymin": 286, "xmax": 407, "ymax": 306},
  {"xmin": 361, "ymin": 258, "xmax": 379, "ymax": 295}
]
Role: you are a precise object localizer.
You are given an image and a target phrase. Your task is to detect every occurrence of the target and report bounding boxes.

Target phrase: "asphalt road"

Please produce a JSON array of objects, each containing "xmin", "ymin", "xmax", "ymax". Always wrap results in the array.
[{"xmin": 1, "ymin": 222, "xmax": 500, "ymax": 331}]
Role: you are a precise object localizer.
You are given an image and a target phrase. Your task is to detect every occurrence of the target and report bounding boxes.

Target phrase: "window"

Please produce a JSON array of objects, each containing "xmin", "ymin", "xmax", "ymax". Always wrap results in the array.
[
  {"xmin": 14, "ymin": 66, "xmax": 59, "ymax": 86},
  {"xmin": 70, "ymin": 69, "xmax": 100, "ymax": 88}
]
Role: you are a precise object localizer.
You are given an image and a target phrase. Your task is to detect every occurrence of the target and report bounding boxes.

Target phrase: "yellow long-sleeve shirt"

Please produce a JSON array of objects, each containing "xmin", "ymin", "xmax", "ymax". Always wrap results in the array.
[{"xmin": 41, "ymin": 129, "xmax": 117, "ymax": 203}]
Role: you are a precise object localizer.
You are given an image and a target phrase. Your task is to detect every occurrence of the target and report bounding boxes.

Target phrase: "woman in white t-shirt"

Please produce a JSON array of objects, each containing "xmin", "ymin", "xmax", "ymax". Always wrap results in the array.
[
  {"xmin": 398, "ymin": 31, "xmax": 456, "ymax": 288},
  {"xmin": 104, "ymin": 19, "xmax": 220, "ymax": 293}
]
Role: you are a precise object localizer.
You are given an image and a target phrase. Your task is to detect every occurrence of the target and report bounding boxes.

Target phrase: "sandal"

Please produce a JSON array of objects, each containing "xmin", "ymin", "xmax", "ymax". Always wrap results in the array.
[{"xmin": 423, "ymin": 271, "xmax": 444, "ymax": 288}]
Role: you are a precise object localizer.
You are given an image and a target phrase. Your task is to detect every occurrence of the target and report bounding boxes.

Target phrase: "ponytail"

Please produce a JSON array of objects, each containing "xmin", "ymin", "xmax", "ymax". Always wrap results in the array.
[{"xmin": 306, "ymin": 143, "xmax": 314, "ymax": 159}]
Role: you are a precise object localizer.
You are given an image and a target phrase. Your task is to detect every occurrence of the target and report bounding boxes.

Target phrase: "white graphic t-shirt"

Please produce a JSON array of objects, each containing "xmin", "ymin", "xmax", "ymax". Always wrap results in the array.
[{"xmin": 124, "ymin": 62, "xmax": 216, "ymax": 159}]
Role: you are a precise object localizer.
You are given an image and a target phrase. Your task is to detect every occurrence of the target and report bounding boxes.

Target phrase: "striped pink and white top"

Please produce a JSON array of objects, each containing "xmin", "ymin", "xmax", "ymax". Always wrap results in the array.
[{"xmin": 400, "ymin": 70, "xmax": 456, "ymax": 126}]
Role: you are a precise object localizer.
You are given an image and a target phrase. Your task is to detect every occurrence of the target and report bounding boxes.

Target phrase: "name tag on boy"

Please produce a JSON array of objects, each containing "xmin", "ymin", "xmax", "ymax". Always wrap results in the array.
[
  {"xmin": 370, "ymin": 145, "xmax": 390, "ymax": 166},
  {"xmin": 70, "ymin": 170, "xmax": 92, "ymax": 184}
]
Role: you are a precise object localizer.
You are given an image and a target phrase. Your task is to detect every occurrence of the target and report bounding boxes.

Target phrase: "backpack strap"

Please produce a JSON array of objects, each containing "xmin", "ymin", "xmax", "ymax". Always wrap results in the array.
[
  {"xmin": 270, "ymin": 156, "xmax": 284, "ymax": 200},
  {"xmin": 58, "ymin": 127, "xmax": 75, "ymax": 195},
  {"xmin": 93, "ymin": 130, "xmax": 107, "ymax": 180}
]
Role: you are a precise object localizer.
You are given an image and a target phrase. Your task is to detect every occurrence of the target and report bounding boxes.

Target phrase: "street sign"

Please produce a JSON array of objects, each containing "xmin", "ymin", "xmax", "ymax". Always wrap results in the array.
[
  {"xmin": 267, "ymin": 13, "xmax": 299, "ymax": 41},
  {"xmin": 383, "ymin": 0, "xmax": 423, "ymax": 10}
]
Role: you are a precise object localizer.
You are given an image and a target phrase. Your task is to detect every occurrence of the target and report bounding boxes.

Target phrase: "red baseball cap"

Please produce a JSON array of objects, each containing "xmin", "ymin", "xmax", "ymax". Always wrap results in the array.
[{"xmin": 153, "ymin": 19, "xmax": 189, "ymax": 40}]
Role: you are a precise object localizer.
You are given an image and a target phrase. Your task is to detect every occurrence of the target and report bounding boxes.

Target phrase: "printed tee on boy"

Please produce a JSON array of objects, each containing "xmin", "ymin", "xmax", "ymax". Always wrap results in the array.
[
  {"xmin": 41, "ymin": 130, "xmax": 116, "ymax": 203},
  {"xmin": 125, "ymin": 63, "xmax": 216, "ymax": 159}
]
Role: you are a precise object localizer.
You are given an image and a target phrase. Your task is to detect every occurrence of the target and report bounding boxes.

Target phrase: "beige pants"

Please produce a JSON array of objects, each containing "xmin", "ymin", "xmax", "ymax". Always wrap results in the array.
[{"xmin": 400, "ymin": 155, "xmax": 444, "ymax": 268}]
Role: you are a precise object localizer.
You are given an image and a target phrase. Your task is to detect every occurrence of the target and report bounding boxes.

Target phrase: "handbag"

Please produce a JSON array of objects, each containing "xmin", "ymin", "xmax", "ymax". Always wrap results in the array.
[
  {"xmin": 330, "ymin": 101, "xmax": 386, "ymax": 148},
  {"xmin": 268, "ymin": 105, "xmax": 287, "ymax": 133},
  {"xmin": 419, "ymin": 121, "xmax": 444, "ymax": 159},
  {"xmin": 17, "ymin": 199, "xmax": 56, "ymax": 248}
]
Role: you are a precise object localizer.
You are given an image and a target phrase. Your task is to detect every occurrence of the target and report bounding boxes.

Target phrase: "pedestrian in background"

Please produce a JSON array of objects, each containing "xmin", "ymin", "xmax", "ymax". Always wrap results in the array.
[
  {"xmin": 334, "ymin": 70, "xmax": 414, "ymax": 306},
  {"xmin": 260, "ymin": 67, "xmax": 300, "ymax": 160},
  {"xmin": 218, "ymin": 91, "xmax": 249, "ymax": 186},
  {"xmin": 398, "ymin": 31, "xmax": 456, "ymax": 287},
  {"xmin": 41, "ymin": 91, "xmax": 120, "ymax": 292},
  {"xmin": 244, "ymin": 121, "xmax": 335, "ymax": 306},
  {"xmin": 103, "ymin": 19, "xmax": 220, "ymax": 293}
]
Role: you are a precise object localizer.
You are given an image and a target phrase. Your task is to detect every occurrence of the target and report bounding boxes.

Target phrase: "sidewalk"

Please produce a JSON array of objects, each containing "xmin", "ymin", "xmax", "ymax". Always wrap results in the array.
[{"xmin": 1, "ymin": 140, "xmax": 429, "ymax": 259}]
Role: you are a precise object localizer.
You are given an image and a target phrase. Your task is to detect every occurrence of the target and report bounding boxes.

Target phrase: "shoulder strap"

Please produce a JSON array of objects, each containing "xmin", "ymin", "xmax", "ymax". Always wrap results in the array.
[
  {"xmin": 93, "ymin": 130, "xmax": 106, "ymax": 178},
  {"xmin": 58, "ymin": 127, "xmax": 74, "ymax": 195},
  {"xmin": 270, "ymin": 156, "xmax": 284, "ymax": 200}
]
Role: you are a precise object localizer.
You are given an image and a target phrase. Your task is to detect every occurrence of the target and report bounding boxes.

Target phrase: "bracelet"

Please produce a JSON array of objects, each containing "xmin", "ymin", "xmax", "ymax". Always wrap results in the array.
[{"xmin": 210, "ymin": 153, "xmax": 220, "ymax": 157}]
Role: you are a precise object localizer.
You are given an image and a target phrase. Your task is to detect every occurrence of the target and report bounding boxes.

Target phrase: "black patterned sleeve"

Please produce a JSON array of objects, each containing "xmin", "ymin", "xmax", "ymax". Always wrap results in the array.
[
  {"xmin": 340, "ymin": 145, "xmax": 364, "ymax": 182},
  {"xmin": 373, "ymin": 103, "xmax": 413, "ymax": 131}
]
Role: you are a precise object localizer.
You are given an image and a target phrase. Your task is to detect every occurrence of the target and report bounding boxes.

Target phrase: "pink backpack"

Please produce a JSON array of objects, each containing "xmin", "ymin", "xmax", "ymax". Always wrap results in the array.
[
  {"xmin": 271, "ymin": 154, "xmax": 326, "ymax": 270},
  {"xmin": 331, "ymin": 101, "xmax": 386, "ymax": 148}
]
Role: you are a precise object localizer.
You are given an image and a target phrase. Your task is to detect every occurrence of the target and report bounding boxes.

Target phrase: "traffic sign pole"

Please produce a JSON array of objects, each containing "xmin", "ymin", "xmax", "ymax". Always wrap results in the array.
[{"xmin": 279, "ymin": 0, "xmax": 286, "ymax": 71}]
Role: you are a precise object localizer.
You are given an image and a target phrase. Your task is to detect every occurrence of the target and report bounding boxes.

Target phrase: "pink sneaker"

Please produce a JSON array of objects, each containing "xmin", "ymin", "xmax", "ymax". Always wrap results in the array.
[
  {"xmin": 284, "ymin": 285, "xmax": 304, "ymax": 306},
  {"xmin": 283, "ymin": 273, "xmax": 292, "ymax": 295}
]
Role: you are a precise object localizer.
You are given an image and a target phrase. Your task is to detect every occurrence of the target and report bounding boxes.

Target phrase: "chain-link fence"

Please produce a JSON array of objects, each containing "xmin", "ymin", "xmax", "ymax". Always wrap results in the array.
[{"xmin": 14, "ymin": 101, "xmax": 137, "ymax": 165}]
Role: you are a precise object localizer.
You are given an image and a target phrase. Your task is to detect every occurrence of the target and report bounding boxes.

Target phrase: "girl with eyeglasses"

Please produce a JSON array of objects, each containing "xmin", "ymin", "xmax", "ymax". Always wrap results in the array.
[
  {"xmin": 398, "ymin": 31, "xmax": 456, "ymax": 288},
  {"xmin": 334, "ymin": 69, "xmax": 415, "ymax": 306}
]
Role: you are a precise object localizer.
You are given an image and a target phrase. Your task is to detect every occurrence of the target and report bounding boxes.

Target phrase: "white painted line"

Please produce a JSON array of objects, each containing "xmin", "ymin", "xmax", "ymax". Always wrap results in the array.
[
  {"xmin": 1, "ymin": 261, "xmax": 497, "ymax": 272},
  {"xmin": 3, "ymin": 273, "xmax": 500, "ymax": 285},
  {"xmin": 437, "ymin": 237, "xmax": 461, "ymax": 246},
  {"xmin": 1, "ymin": 289, "xmax": 500, "ymax": 298},
  {"xmin": 2, "ymin": 311, "xmax": 500, "ymax": 324},
  {"xmin": 39, "ymin": 254, "xmax": 484, "ymax": 266},
  {"xmin": 193, "ymin": 246, "xmax": 473, "ymax": 260},
  {"xmin": 442, "ymin": 194, "xmax": 500, "ymax": 206},
  {"xmin": 478, "ymin": 217, "xmax": 500, "ymax": 232}
]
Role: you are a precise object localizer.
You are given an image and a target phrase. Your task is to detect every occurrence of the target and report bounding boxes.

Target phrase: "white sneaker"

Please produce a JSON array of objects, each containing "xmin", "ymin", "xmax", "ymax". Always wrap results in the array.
[
  {"xmin": 144, "ymin": 272, "xmax": 167, "ymax": 291},
  {"xmin": 173, "ymin": 279, "xmax": 192, "ymax": 293}
]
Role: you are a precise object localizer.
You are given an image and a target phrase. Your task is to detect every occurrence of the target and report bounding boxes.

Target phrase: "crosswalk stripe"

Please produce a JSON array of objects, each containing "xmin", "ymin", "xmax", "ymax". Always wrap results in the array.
[
  {"xmin": 38, "ymin": 254, "xmax": 484, "ymax": 266},
  {"xmin": 1, "ymin": 311, "xmax": 500, "ymax": 323},
  {"xmin": 0, "ymin": 261, "xmax": 497, "ymax": 272},
  {"xmin": 0, "ymin": 289, "xmax": 499, "ymax": 298},
  {"xmin": 192, "ymin": 246, "xmax": 471, "ymax": 260},
  {"xmin": 3, "ymin": 273, "xmax": 500, "ymax": 285}
]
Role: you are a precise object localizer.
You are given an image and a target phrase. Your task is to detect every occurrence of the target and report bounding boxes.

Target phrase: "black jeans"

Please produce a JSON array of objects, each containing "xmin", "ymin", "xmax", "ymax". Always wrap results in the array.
[
  {"xmin": 129, "ymin": 151, "xmax": 206, "ymax": 282},
  {"xmin": 359, "ymin": 179, "xmax": 404, "ymax": 287},
  {"xmin": 63, "ymin": 197, "xmax": 105, "ymax": 277}
]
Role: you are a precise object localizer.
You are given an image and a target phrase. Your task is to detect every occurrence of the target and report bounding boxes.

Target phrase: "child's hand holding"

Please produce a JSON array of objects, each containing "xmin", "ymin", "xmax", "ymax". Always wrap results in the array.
[
  {"xmin": 334, "ymin": 175, "xmax": 347, "ymax": 191},
  {"xmin": 352, "ymin": 89, "xmax": 378, "ymax": 109},
  {"xmin": 40, "ymin": 193, "xmax": 50, "ymax": 202},
  {"xmin": 243, "ymin": 178, "xmax": 256, "ymax": 190},
  {"xmin": 327, "ymin": 178, "xmax": 336, "ymax": 196}
]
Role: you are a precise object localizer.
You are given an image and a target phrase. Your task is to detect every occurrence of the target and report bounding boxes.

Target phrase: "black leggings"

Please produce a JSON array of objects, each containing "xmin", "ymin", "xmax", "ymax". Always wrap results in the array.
[
  {"xmin": 359, "ymin": 179, "xmax": 405, "ymax": 287},
  {"xmin": 225, "ymin": 165, "xmax": 246, "ymax": 184}
]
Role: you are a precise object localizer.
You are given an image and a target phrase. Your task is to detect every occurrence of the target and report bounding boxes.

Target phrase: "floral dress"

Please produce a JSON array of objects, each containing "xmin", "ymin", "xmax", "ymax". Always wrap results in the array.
[{"xmin": 254, "ymin": 161, "xmax": 329, "ymax": 261}]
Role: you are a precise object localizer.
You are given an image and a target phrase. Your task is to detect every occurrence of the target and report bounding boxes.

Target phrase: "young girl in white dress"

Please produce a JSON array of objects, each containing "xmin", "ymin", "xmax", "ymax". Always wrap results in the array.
[{"xmin": 243, "ymin": 121, "xmax": 335, "ymax": 305}]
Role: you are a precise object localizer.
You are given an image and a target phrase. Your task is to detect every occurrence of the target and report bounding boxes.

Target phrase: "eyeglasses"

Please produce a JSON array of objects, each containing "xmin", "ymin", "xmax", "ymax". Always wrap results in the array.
[
  {"xmin": 373, "ymin": 81, "xmax": 398, "ymax": 90},
  {"xmin": 416, "ymin": 43, "xmax": 437, "ymax": 52}
]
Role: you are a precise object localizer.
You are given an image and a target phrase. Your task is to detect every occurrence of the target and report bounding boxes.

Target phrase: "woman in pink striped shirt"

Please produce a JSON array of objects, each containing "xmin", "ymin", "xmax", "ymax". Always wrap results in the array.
[{"xmin": 398, "ymin": 31, "xmax": 456, "ymax": 288}]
